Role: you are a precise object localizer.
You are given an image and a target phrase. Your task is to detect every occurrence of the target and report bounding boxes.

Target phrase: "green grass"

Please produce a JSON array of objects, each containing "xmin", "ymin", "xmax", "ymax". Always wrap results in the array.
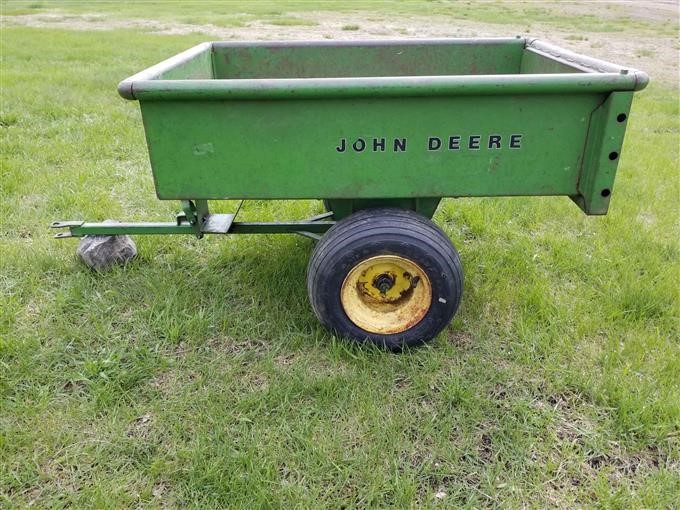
[{"xmin": 1, "ymin": 6, "xmax": 679, "ymax": 510}]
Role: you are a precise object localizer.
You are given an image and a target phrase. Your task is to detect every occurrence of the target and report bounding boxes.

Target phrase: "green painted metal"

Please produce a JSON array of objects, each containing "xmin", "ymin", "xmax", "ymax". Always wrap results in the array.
[
  {"xmin": 211, "ymin": 39, "xmax": 525, "ymax": 79},
  {"xmin": 140, "ymin": 93, "xmax": 605, "ymax": 200},
  {"xmin": 325, "ymin": 198, "xmax": 441, "ymax": 220},
  {"xmin": 55, "ymin": 38, "xmax": 648, "ymax": 239},
  {"xmin": 128, "ymin": 74, "xmax": 643, "ymax": 100},
  {"xmin": 570, "ymin": 92, "xmax": 634, "ymax": 214},
  {"xmin": 51, "ymin": 218, "xmax": 334, "ymax": 238},
  {"xmin": 229, "ymin": 221, "xmax": 333, "ymax": 234},
  {"xmin": 121, "ymin": 39, "xmax": 646, "ymax": 211},
  {"xmin": 52, "ymin": 221, "xmax": 195, "ymax": 237}
]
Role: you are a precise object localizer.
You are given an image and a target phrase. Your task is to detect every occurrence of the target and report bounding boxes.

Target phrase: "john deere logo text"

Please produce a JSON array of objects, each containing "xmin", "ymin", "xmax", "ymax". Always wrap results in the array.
[{"xmin": 335, "ymin": 134, "xmax": 523, "ymax": 153}]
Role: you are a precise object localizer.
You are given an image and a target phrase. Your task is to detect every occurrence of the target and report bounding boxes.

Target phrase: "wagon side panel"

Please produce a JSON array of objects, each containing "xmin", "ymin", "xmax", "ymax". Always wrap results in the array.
[
  {"xmin": 211, "ymin": 40, "xmax": 524, "ymax": 79},
  {"xmin": 140, "ymin": 93, "xmax": 605, "ymax": 201}
]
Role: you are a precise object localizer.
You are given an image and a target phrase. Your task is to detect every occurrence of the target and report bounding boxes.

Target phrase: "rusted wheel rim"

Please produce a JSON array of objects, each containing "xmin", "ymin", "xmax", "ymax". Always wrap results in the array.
[{"xmin": 340, "ymin": 255, "xmax": 432, "ymax": 334}]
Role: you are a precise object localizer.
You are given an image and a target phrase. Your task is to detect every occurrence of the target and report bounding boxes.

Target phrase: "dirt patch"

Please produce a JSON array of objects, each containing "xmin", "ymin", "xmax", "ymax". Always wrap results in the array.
[
  {"xmin": 448, "ymin": 331, "xmax": 473, "ymax": 349},
  {"xmin": 2, "ymin": 5, "xmax": 677, "ymax": 83},
  {"xmin": 541, "ymin": 391, "xmax": 679, "ymax": 497},
  {"xmin": 150, "ymin": 370, "xmax": 179, "ymax": 394},
  {"xmin": 208, "ymin": 336, "xmax": 269, "ymax": 355},
  {"xmin": 547, "ymin": 0, "xmax": 678, "ymax": 23},
  {"xmin": 126, "ymin": 412, "xmax": 153, "ymax": 439},
  {"xmin": 0, "ymin": 12, "xmax": 217, "ymax": 33},
  {"xmin": 477, "ymin": 432, "xmax": 495, "ymax": 462}
]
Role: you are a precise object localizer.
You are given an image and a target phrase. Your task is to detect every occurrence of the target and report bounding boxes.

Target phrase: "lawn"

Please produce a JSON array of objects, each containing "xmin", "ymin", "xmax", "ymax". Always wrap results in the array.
[{"xmin": 1, "ymin": 1, "xmax": 678, "ymax": 508}]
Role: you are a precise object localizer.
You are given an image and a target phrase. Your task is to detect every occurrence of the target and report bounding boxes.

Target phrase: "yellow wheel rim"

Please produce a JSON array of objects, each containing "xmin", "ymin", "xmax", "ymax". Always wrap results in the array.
[{"xmin": 340, "ymin": 255, "xmax": 432, "ymax": 334}]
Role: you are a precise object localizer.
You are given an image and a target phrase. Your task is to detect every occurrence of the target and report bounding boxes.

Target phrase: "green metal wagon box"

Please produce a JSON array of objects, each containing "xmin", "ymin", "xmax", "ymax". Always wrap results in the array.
[{"xmin": 53, "ymin": 38, "xmax": 648, "ymax": 349}]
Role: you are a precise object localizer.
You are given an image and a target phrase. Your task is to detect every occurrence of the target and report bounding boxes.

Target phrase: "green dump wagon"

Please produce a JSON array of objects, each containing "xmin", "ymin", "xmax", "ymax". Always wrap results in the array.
[{"xmin": 52, "ymin": 38, "xmax": 648, "ymax": 350}]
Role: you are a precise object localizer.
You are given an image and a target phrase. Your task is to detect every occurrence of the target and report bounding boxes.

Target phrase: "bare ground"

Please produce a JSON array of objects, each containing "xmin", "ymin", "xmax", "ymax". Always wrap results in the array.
[
  {"xmin": 555, "ymin": 0, "xmax": 678, "ymax": 22},
  {"xmin": 2, "ymin": 1, "xmax": 678, "ymax": 82}
]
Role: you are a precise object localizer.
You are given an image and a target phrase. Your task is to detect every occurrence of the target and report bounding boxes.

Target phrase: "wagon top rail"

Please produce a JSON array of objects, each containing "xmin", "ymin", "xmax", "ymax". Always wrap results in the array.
[{"xmin": 117, "ymin": 37, "xmax": 649, "ymax": 101}]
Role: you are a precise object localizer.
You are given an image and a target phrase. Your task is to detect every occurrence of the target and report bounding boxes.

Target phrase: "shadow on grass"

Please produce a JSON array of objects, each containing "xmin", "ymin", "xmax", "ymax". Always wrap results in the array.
[{"xmin": 57, "ymin": 232, "xmax": 476, "ymax": 364}]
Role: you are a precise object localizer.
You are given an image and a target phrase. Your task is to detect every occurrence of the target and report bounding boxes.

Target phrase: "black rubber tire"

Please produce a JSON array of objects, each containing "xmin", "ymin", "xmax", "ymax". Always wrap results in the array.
[{"xmin": 307, "ymin": 208, "xmax": 463, "ymax": 351}]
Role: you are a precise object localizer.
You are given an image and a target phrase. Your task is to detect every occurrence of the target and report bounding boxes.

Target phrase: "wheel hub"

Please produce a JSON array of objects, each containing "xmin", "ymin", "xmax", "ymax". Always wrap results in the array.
[
  {"xmin": 340, "ymin": 255, "xmax": 432, "ymax": 334},
  {"xmin": 373, "ymin": 273, "xmax": 395, "ymax": 294}
]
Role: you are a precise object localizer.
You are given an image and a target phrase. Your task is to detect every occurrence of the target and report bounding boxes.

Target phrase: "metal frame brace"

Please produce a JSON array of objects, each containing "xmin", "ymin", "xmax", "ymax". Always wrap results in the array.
[{"xmin": 51, "ymin": 201, "xmax": 335, "ymax": 239}]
